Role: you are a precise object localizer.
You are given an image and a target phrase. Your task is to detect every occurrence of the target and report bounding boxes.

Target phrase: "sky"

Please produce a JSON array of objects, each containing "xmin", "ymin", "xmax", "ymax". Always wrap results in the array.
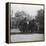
[{"xmin": 11, "ymin": 4, "xmax": 43, "ymax": 18}]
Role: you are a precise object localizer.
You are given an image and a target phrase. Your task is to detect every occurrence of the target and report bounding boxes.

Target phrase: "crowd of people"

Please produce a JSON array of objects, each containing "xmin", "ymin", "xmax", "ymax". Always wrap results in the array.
[{"xmin": 18, "ymin": 18, "xmax": 39, "ymax": 33}]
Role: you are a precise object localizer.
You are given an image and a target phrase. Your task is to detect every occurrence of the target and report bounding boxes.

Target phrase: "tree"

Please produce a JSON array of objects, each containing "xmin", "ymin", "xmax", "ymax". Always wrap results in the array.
[
  {"xmin": 15, "ymin": 11, "xmax": 27, "ymax": 28},
  {"xmin": 35, "ymin": 9, "xmax": 44, "ymax": 33}
]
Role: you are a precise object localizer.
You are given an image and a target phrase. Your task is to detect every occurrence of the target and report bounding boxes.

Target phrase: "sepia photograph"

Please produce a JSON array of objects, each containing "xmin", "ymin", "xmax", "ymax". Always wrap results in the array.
[{"xmin": 7, "ymin": 3, "xmax": 44, "ymax": 43}]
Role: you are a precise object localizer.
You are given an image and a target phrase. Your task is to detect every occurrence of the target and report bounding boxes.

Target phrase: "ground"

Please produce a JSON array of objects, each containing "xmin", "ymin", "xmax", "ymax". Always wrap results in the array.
[{"xmin": 10, "ymin": 29, "xmax": 44, "ymax": 42}]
